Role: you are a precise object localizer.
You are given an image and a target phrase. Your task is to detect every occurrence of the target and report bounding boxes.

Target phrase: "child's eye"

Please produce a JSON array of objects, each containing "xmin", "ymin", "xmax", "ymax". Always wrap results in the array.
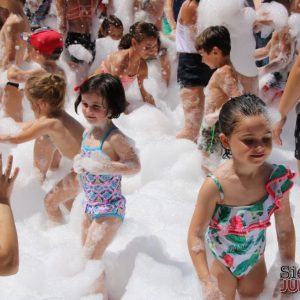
[
  {"xmin": 262, "ymin": 137, "xmax": 272, "ymax": 144},
  {"xmin": 242, "ymin": 139, "xmax": 254, "ymax": 146},
  {"xmin": 82, "ymin": 102, "xmax": 88, "ymax": 108},
  {"xmin": 93, "ymin": 105, "xmax": 106, "ymax": 110}
]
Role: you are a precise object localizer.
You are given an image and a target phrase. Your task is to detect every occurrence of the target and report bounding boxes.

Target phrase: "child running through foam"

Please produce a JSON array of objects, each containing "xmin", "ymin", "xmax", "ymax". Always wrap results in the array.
[
  {"xmin": 188, "ymin": 94, "xmax": 296, "ymax": 299},
  {"xmin": 195, "ymin": 25, "xmax": 258, "ymax": 173},
  {"xmin": 0, "ymin": 74, "xmax": 84, "ymax": 183},
  {"xmin": 72, "ymin": 74, "xmax": 140, "ymax": 297},
  {"xmin": 94, "ymin": 21, "xmax": 159, "ymax": 110},
  {"xmin": 3, "ymin": 28, "xmax": 65, "ymax": 126}
]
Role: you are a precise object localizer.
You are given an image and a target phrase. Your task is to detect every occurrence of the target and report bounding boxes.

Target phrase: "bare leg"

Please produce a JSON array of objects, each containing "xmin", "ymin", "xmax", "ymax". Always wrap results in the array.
[
  {"xmin": 44, "ymin": 171, "xmax": 80, "ymax": 223},
  {"xmin": 82, "ymin": 215, "xmax": 122, "ymax": 298},
  {"xmin": 2, "ymin": 85, "xmax": 23, "ymax": 122},
  {"xmin": 237, "ymin": 257, "xmax": 267, "ymax": 299},
  {"xmin": 176, "ymin": 86, "xmax": 205, "ymax": 142},
  {"xmin": 83, "ymin": 216, "xmax": 122, "ymax": 259},
  {"xmin": 34, "ymin": 136, "xmax": 58, "ymax": 182},
  {"xmin": 210, "ymin": 259, "xmax": 237, "ymax": 300}
]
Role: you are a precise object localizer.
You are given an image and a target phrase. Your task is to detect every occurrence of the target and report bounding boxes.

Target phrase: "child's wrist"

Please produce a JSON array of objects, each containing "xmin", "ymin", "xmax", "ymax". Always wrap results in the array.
[{"xmin": 0, "ymin": 197, "xmax": 10, "ymax": 205}]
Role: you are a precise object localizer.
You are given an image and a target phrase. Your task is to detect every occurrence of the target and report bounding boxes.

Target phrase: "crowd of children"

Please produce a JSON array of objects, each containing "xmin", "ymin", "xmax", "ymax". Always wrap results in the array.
[{"xmin": 0, "ymin": 0, "xmax": 299, "ymax": 299}]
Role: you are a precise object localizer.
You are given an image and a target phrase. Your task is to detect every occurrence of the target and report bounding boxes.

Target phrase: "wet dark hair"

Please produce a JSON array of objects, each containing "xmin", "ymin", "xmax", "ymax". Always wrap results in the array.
[
  {"xmin": 47, "ymin": 47, "xmax": 63, "ymax": 60},
  {"xmin": 74, "ymin": 73, "xmax": 127, "ymax": 119},
  {"xmin": 219, "ymin": 94, "xmax": 270, "ymax": 158},
  {"xmin": 195, "ymin": 26, "xmax": 231, "ymax": 56},
  {"xmin": 98, "ymin": 15, "xmax": 123, "ymax": 38},
  {"xmin": 118, "ymin": 21, "xmax": 160, "ymax": 50}
]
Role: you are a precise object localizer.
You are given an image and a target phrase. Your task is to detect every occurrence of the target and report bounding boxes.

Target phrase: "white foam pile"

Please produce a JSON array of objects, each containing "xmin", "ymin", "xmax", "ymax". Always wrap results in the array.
[{"xmin": 0, "ymin": 0, "xmax": 299, "ymax": 299}]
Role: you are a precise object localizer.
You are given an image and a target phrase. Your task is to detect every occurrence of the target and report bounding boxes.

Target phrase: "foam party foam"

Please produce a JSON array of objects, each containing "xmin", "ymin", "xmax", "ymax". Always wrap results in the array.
[
  {"xmin": 256, "ymin": 2, "xmax": 289, "ymax": 38},
  {"xmin": 0, "ymin": 1, "xmax": 299, "ymax": 299}
]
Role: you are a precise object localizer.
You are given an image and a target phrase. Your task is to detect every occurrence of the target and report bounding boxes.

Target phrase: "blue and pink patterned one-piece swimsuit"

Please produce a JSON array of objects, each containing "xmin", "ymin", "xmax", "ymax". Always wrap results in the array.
[{"xmin": 79, "ymin": 126, "xmax": 126, "ymax": 221}]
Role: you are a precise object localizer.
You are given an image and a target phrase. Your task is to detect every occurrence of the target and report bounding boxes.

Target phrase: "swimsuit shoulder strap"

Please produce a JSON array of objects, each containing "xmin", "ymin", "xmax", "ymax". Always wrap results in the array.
[
  {"xmin": 99, "ymin": 125, "xmax": 117, "ymax": 150},
  {"xmin": 207, "ymin": 173, "xmax": 225, "ymax": 201},
  {"xmin": 82, "ymin": 129, "xmax": 91, "ymax": 141}
]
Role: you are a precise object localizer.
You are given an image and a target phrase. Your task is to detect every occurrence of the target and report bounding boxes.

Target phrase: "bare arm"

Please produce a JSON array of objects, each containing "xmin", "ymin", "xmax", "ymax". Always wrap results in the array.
[
  {"xmin": 137, "ymin": 62, "xmax": 156, "ymax": 106},
  {"xmin": 55, "ymin": 0, "xmax": 67, "ymax": 34},
  {"xmin": 74, "ymin": 132, "xmax": 141, "ymax": 175},
  {"xmin": 0, "ymin": 155, "xmax": 19, "ymax": 276},
  {"xmin": 7, "ymin": 66, "xmax": 47, "ymax": 83},
  {"xmin": 273, "ymin": 55, "xmax": 300, "ymax": 145},
  {"xmin": 164, "ymin": 0, "xmax": 176, "ymax": 32},
  {"xmin": 255, "ymin": 40, "xmax": 271, "ymax": 61},
  {"xmin": 274, "ymin": 192, "xmax": 295, "ymax": 263},
  {"xmin": 188, "ymin": 178, "xmax": 223, "ymax": 298},
  {"xmin": 0, "ymin": 119, "xmax": 54, "ymax": 144},
  {"xmin": 107, "ymin": 133, "xmax": 141, "ymax": 175},
  {"xmin": 278, "ymin": 54, "xmax": 300, "ymax": 117}
]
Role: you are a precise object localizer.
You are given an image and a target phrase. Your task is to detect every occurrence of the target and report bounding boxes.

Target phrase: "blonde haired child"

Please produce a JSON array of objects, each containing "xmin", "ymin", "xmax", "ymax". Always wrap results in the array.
[{"xmin": 0, "ymin": 74, "xmax": 84, "ymax": 221}]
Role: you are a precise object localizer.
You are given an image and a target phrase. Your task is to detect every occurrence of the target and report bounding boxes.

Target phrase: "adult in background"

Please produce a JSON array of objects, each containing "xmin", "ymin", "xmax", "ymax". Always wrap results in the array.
[
  {"xmin": 273, "ymin": 54, "xmax": 300, "ymax": 177},
  {"xmin": 0, "ymin": 0, "xmax": 30, "ymax": 122},
  {"xmin": 55, "ymin": 0, "xmax": 99, "ymax": 82},
  {"xmin": 176, "ymin": 0, "xmax": 214, "ymax": 141}
]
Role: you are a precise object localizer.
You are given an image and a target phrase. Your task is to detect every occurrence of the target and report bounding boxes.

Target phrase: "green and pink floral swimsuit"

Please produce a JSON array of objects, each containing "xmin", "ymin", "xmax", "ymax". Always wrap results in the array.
[{"xmin": 206, "ymin": 165, "xmax": 295, "ymax": 279}]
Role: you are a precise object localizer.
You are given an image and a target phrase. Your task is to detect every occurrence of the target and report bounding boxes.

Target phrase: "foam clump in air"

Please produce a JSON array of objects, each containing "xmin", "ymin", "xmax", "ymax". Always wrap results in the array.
[
  {"xmin": 257, "ymin": 2, "xmax": 289, "ymax": 38},
  {"xmin": 0, "ymin": 117, "xmax": 22, "ymax": 135},
  {"xmin": 197, "ymin": 0, "xmax": 257, "ymax": 77},
  {"xmin": 67, "ymin": 44, "xmax": 94, "ymax": 64},
  {"xmin": 288, "ymin": 13, "xmax": 300, "ymax": 50}
]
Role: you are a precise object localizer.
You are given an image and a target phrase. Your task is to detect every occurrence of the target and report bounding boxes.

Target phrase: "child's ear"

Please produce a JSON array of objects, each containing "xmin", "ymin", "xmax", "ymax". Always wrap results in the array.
[
  {"xmin": 39, "ymin": 101, "xmax": 49, "ymax": 111},
  {"xmin": 131, "ymin": 38, "xmax": 137, "ymax": 48},
  {"xmin": 219, "ymin": 133, "xmax": 230, "ymax": 150},
  {"xmin": 212, "ymin": 46, "xmax": 221, "ymax": 55}
]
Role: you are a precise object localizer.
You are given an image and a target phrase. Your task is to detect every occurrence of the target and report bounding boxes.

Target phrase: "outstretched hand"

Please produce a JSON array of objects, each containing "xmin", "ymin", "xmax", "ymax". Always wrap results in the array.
[
  {"xmin": 0, "ymin": 154, "xmax": 19, "ymax": 205},
  {"xmin": 272, "ymin": 116, "xmax": 287, "ymax": 146}
]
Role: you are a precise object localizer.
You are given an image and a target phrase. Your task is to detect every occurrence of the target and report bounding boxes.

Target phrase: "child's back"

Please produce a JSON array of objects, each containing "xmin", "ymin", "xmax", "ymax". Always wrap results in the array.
[{"xmin": 204, "ymin": 64, "xmax": 257, "ymax": 123}]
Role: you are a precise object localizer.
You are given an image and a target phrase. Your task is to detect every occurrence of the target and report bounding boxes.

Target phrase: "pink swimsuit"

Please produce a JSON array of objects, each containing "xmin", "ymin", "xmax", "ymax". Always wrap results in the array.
[{"xmin": 100, "ymin": 61, "xmax": 138, "ymax": 88}]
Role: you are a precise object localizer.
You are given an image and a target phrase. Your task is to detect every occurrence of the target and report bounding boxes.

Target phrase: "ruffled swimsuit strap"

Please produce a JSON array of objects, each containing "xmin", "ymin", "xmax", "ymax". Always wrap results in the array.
[{"xmin": 207, "ymin": 173, "xmax": 225, "ymax": 201}]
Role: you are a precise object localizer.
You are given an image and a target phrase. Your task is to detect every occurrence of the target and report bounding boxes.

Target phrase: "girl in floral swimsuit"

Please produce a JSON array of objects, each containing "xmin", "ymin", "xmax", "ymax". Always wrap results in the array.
[
  {"xmin": 188, "ymin": 94, "xmax": 296, "ymax": 299},
  {"xmin": 73, "ymin": 74, "xmax": 140, "ymax": 296}
]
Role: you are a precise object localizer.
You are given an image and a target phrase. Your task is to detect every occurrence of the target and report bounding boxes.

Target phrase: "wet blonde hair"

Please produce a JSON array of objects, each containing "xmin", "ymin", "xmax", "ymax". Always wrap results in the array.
[{"xmin": 25, "ymin": 73, "xmax": 66, "ymax": 113}]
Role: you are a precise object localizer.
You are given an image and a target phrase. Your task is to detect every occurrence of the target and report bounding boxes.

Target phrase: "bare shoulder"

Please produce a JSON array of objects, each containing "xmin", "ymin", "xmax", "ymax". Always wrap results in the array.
[
  {"xmin": 217, "ymin": 65, "xmax": 235, "ymax": 77},
  {"xmin": 197, "ymin": 176, "xmax": 221, "ymax": 206},
  {"xmin": 44, "ymin": 117, "xmax": 64, "ymax": 131},
  {"xmin": 109, "ymin": 129, "xmax": 129, "ymax": 144}
]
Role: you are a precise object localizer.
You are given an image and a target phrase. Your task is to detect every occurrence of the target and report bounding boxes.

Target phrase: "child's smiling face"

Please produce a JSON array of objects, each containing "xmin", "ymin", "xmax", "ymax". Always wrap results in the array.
[
  {"xmin": 81, "ymin": 93, "xmax": 108, "ymax": 125},
  {"xmin": 222, "ymin": 114, "xmax": 273, "ymax": 166}
]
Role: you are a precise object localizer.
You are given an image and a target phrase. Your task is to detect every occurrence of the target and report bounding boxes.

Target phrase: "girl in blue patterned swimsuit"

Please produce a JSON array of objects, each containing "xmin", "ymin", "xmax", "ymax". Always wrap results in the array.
[
  {"xmin": 188, "ymin": 94, "xmax": 296, "ymax": 299},
  {"xmin": 73, "ymin": 74, "xmax": 140, "ymax": 294}
]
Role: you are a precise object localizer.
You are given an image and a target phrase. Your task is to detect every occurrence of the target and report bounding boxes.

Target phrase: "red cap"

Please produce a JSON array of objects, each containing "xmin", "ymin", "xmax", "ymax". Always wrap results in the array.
[{"xmin": 21, "ymin": 29, "xmax": 64, "ymax": 56}]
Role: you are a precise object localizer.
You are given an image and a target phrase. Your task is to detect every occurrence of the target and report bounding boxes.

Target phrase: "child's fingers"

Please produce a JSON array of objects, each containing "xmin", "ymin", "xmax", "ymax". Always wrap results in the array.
[
  {"xmin": 11, "ymin": 167, "xmax": 19, "ymax": 182},
  {"xmin": 5, "ymin": 155, "xmax": 13, "ymax": 178}
]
